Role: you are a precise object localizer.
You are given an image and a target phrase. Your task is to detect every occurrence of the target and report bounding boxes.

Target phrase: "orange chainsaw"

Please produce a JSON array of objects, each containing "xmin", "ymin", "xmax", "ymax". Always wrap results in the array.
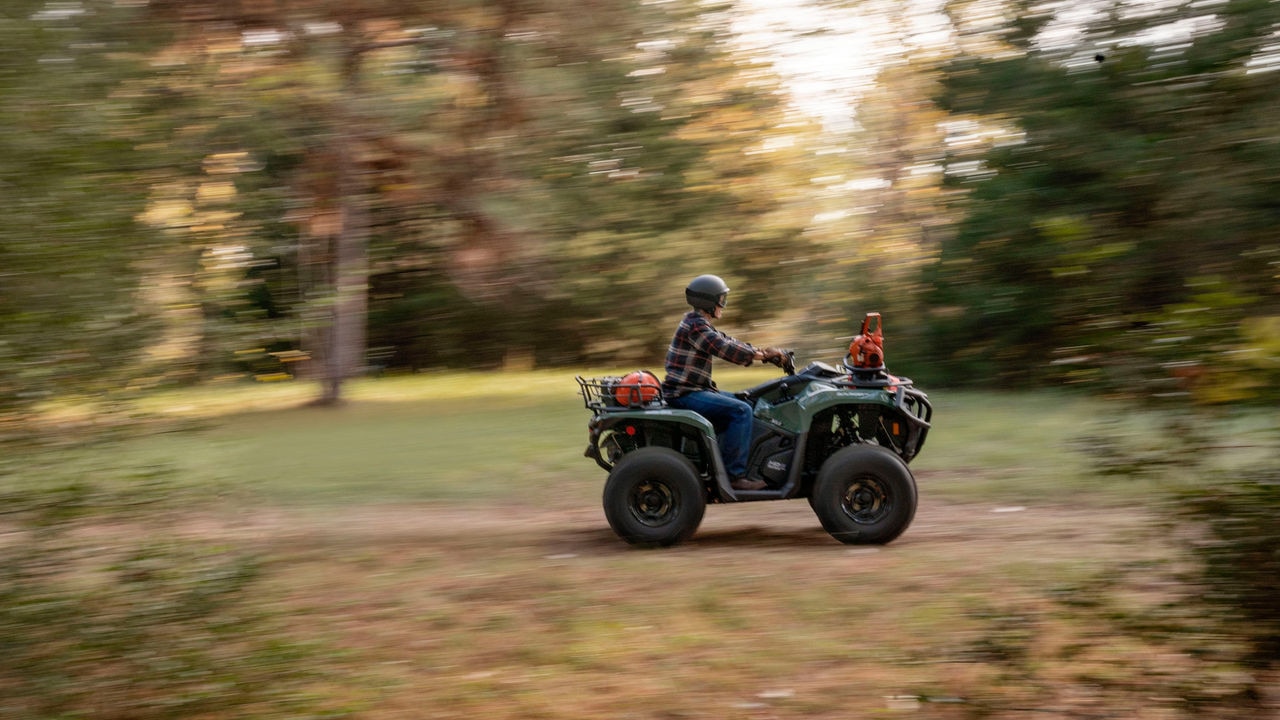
[{"xmin": 846, "ymin": 312, "xmax": 885, "ymax": 370}]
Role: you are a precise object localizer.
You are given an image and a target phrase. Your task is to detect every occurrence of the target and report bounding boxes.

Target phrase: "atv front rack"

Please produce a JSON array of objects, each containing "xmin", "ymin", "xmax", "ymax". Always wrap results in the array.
[{"xmin": 834, "ymin": 373, "xmax": 933, "ymax": 451}]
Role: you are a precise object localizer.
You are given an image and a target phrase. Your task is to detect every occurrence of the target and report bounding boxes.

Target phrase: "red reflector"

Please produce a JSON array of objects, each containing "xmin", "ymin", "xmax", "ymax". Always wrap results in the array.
[
  {"xmin": 892, "ymin": 422, "xmax": 900, "ymax": 435},
  {"xmin": 625, "ymin": 425, "xmax": 637, "ymax": 436}
]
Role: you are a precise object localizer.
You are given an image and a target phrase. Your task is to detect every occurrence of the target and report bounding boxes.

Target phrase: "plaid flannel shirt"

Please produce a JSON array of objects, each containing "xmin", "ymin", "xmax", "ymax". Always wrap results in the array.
[{"xmin": 661, "ymin": 311, "xmax": 757, "ymax": 399}]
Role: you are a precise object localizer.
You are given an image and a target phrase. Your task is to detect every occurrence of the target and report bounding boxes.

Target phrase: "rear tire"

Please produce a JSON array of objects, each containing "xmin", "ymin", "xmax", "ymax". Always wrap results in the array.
[
  {"xmin": 811, "ymin": 445, "xmax": 917, "ymax": 545},
  {"xmin": 603, "ymin": 447, "xmax": 706, "ymax": 547}
]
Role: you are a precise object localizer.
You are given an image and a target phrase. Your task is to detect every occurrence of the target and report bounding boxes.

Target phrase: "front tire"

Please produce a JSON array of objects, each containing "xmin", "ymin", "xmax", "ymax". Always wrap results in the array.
[
  {"xmin": 603, "ymin": 447, "xmax": 706, "ymax": 547},
  {"xmin": 811, "ymin": 445, "xmax": 917, "ymax": 545}
]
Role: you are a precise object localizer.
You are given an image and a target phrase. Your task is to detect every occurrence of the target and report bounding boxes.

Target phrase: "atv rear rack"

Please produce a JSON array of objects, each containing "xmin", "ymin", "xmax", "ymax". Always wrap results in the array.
[{"xmin": 576, "ymin": 375, "xmax": 666, "ymax": 411}]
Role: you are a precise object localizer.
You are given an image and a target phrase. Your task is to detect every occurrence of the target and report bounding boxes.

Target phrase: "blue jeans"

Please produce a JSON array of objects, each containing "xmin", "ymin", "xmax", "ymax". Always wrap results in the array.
[{"xmin": 667, "ymin": 390, "xmax": 753, "ymax": 478}]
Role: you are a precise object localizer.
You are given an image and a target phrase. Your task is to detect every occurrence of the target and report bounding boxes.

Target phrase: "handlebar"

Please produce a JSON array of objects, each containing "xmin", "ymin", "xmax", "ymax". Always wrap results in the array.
[{"xmin": 764, "ymin": 349, "xmax": 796, "ymax": 375}]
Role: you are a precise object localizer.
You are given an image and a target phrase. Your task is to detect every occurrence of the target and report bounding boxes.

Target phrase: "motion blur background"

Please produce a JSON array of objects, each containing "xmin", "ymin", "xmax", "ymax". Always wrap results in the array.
[
  {"xmin": 5, "ymin": 0, "xmax": 1278, "ymax": 411},
  {"xmin": 4, "ymin": 3, "xmax": 1280, "ymax": 718}
]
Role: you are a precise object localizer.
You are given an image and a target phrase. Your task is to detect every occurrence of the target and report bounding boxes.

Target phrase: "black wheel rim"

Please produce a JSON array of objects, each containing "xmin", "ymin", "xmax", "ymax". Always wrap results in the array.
[
  {"xmin": 841, "ymin": 475, "xmax": 891, "ymax": 525},
  {"xmin": 629, "ymin": 480, "xmax": 678, "ymax": 527}
]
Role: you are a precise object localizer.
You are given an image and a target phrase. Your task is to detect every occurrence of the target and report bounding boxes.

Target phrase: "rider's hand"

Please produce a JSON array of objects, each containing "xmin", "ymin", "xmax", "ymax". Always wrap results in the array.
[{"xmin": 761, "ymin": 347, "xmax": 785, "ymax": 364}]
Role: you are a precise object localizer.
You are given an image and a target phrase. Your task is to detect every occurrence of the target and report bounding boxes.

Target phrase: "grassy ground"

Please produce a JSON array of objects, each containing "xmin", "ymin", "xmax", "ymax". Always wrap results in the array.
[
  {"xmin": 11, "ymin": 370, "xmax": 1278, "ymax": 718},
  {"xmin": 107, "ymin": 368, "xmax": 1270, "ymax": 507},
  {"xmin": 85, "ymin": 369, "xmax": 1121, "ymax": 504}
]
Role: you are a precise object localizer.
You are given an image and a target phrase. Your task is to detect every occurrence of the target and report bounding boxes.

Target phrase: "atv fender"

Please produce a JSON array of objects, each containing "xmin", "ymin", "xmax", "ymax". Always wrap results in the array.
[
  {"xmin": 586, "ymin": 409, "xmax": 716, "ymax": 466},
  {"xmin": 586, "ymin": 409, "xmax": 742, "ymax": 502},
  {"xmin": 589, "ymin": 408, "xmax": 716, "ymax": 439},
  {"xmin": 754, "ymin": 386, "xmax": 891, "ymax": 434}
]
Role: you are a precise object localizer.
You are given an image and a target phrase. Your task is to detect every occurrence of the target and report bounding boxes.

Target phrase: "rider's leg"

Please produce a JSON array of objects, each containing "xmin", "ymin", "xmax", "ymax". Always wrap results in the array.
[{"xmin": 667, "ymin": 390, "xmax": 760, "ymax": 487}]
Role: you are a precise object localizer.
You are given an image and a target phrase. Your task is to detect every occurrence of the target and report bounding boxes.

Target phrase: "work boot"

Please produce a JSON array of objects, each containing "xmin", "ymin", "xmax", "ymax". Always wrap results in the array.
[{"xmin": 731, "ymin": 476, "xmax": 767, "ymax": 491}]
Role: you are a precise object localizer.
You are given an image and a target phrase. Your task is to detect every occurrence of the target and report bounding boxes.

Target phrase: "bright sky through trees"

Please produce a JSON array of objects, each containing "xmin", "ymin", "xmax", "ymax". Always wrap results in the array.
[
  {"xmin": 733, "ymin": 0, "xmax": 888, "ymax": 131},
  {"xmin": 733, "ymin": 0, "xmax": 1260, "ymax": 128}
]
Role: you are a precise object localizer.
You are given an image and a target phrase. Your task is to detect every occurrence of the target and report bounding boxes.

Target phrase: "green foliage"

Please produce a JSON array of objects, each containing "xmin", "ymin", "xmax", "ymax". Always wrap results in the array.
[
  {"xmin": 0, "ymin": 459, "xmax": 343, "ymax": 718},
  {"xmin": 1179, "ymin": 467, "xmax": 1280, "ymax": 667},
  {"xmin": 0, "ymin": 2, "xmax": 164, "ymax": 413},
  {"xmin": 12, "ymin": 0, "xmax": 1280, "ymax": 405},
  {"xmin": 109, "ymin": 0, "xmax": 812, "ymax": 385},
  {"xmin": 926, "ymin": 0, "xmax": 1280, "ymax": 399},
  {"xmin": 1074, "ymin": 406, "xmax": 1280, "ymax": 697}
]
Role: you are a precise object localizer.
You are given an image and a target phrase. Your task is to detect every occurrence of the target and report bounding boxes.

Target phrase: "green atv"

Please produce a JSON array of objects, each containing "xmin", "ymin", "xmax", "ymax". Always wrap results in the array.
[{"xmin": 576, "ymin": 329, "xmax": 932, "ymax": 547}]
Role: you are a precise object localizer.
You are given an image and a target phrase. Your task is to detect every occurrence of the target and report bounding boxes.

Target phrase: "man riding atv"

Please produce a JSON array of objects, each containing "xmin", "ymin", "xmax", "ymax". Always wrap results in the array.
[
  {"xmin": 662, "ymin": 274, "xmax": 787, "ymax": 491},
  {"xmin": 575, "ymin": 280, "xmax": 932, "ymax": 547}
]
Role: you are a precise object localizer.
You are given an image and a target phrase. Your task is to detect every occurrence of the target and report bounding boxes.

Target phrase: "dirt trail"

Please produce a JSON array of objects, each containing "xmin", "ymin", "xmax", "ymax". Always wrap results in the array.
[
  {"xmin": 203, "ymin": 489, "xmax": 1158, "ymax": 563},
  {"xmin": 171, "ymin": 491, "xmax": 1201, "ymax": 720}
]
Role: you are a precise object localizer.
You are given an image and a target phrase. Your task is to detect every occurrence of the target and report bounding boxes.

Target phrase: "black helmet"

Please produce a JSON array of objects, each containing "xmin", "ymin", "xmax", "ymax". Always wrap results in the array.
[{"xmin": 685, "ymin": 274, "xmax": 730, "ymax": 312}]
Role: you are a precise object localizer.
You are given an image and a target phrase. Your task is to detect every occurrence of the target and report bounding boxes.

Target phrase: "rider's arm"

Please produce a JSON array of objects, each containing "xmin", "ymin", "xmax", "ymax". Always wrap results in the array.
[{"xmin": 688, "ymin": 316, "xmax": 758, "ymax": 366}]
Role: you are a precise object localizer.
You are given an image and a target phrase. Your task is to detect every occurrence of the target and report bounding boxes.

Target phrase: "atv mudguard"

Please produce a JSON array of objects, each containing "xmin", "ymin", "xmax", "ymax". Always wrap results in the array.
[
  {"xmin": 585, "ymin": 408, "xmax": 716, "ymax": 469},
  {"xmin": 585, "ymin": 408, "xmax": 747, "ymax": 501}
]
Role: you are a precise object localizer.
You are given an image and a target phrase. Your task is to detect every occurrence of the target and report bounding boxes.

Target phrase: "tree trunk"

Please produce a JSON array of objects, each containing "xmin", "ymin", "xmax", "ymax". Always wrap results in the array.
[
  {"xmin": 312, "ymin": 35, "xmax": 373, "ymax": 406},
  {"xmin": 314, "ymin": 134, "xmax": 369, "ymax": 406}
]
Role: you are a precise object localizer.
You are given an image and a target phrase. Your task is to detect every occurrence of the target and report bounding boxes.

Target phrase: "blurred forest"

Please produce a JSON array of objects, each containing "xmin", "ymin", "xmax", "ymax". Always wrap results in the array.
[{"xmin": 3, "ymin": 0, "xmax": 1279, "ymax": 410}]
